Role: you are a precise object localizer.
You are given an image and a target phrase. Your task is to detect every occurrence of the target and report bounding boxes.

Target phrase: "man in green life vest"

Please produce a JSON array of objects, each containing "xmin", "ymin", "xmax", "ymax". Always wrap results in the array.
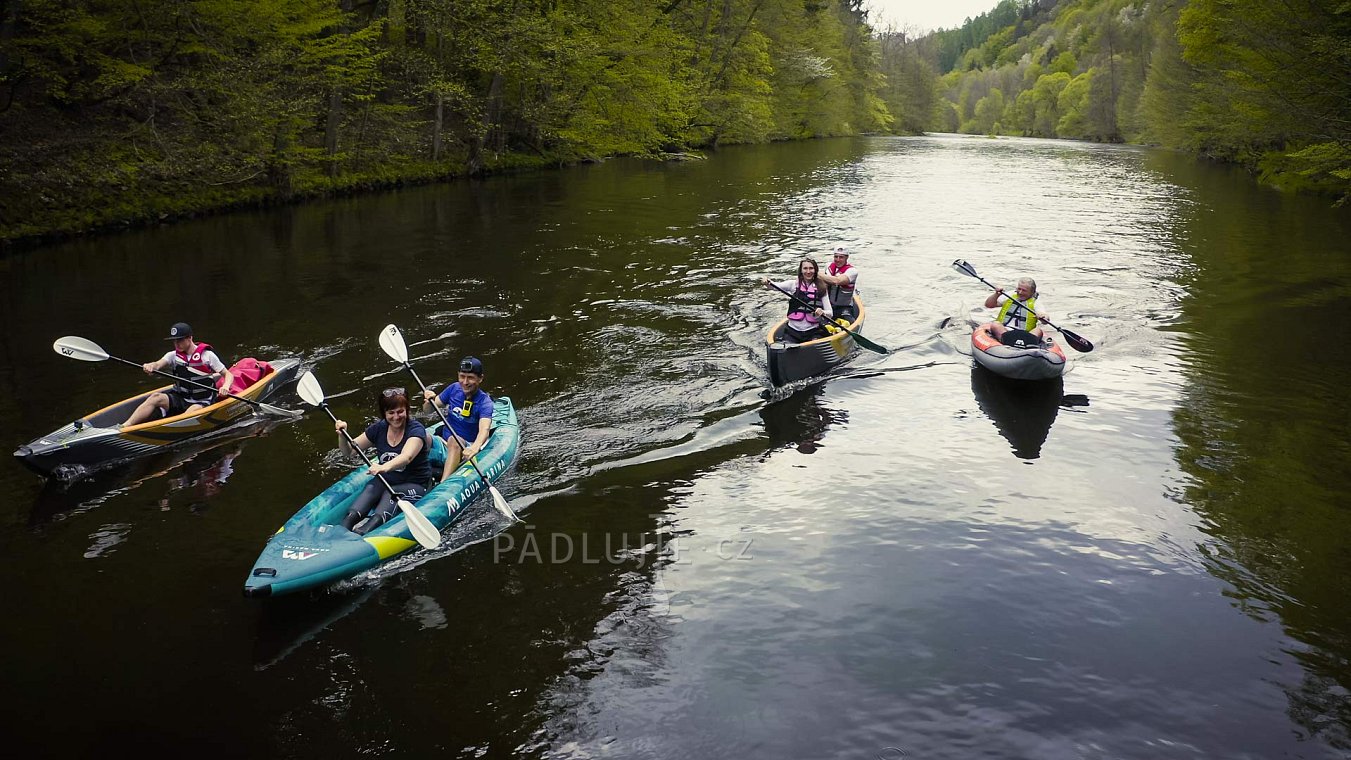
[{"xmin": 986, "ymin": 277, "xmax": 1047, "ymax": 342}]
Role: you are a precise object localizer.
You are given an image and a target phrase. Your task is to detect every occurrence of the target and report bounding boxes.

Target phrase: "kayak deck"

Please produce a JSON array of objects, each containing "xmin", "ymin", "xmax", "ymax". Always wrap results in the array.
[
  {"xmin": 14, "ymin": 358, "xmax": 300, "ymax": 479},
  {"xmin": 764, "ymin": 295, "xmax": 867, "ymax": 386}
]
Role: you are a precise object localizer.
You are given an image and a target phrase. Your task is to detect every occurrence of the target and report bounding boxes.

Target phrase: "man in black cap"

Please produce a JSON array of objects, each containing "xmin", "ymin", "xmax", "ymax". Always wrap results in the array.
[
  {"xmin": 421, "ymin": 355, "xmax": 494, "ymax": 482},
  {"xmin": 123, "ymin": 322, "xmax": 234, "ymax": 426}
]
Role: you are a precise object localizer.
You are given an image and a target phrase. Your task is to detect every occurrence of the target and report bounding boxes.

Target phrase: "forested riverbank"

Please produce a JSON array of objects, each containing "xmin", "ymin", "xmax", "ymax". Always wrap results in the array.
[
  {"xmin": 2, "ymin": 0, "xmax": 1347, "ymax": 247},
  {"xmin": 0, "ymin": 0, "xmax": 888, "ymax": 245},
  {"xmin": 896, "ymin": 0, "xmax": 1351, "ymax": 201}
]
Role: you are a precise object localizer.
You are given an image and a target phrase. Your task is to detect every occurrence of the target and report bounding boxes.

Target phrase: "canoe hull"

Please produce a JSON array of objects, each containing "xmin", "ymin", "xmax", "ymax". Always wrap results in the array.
[
  {"xmin": 970, "ymin": 323, "xmax": 1066, "ymax": 381},
  {"xmin": 13, "ymin": 358, "xmax": 300, "ymax": 480},
  {"xmin": 243, "ymin": 397, "xmax": 521, "ymax": 598},
  {"xmin": 765, "ymin": 295, "xmax": 867, "ymax": 386}
]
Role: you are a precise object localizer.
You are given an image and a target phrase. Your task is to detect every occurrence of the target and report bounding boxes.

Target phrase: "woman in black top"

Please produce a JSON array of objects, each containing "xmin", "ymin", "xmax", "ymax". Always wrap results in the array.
[{"xmin": 334, "ymin": 388, "xmax": 432, "ymax": 534}]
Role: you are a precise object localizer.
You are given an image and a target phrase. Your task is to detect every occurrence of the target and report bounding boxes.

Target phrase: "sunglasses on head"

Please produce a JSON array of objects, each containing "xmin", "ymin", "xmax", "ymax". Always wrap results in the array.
[{"xmin": 382, "ymin": 387, "xmax": 406, "ymax": 397}]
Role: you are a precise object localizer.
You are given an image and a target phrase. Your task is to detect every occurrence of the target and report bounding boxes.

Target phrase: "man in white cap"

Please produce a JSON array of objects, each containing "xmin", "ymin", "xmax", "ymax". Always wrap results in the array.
[
  {"xmin": 820, "ymin": 246, "xmax": 859, "ymax": 323},
  {"xmin": 123, "ymin": 322, "xmax": 234, "ymax": 426}
]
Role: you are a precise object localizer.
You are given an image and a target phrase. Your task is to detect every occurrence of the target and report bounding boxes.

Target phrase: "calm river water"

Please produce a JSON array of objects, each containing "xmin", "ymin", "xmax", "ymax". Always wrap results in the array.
[{"xmin": 1, "ymin": 135, "xmax": 1349, "ymax": 758}]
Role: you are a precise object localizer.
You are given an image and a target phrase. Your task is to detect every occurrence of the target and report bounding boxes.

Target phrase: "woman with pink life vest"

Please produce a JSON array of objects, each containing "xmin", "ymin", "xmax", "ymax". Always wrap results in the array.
[
  {"xmin": 762, "ymin": 257, "xmax": 834, "ymax": 343},
  {"xmin": 819, "ymin": 246, "xmax": 859, "ymax": 323},
  {"xmin": 123, "ymin": 322, "xmax": 235, "ymax": 426}
]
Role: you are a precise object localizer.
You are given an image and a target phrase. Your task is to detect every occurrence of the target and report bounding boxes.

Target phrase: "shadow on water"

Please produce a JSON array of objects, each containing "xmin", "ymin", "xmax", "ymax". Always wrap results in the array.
[
  {"xmin": 969, "ymin": 365, "xmax": 1074, "ymax": 460},
  {"xmin": 759, "ymin": 381, "xmax": 847, "ymax": 455}
]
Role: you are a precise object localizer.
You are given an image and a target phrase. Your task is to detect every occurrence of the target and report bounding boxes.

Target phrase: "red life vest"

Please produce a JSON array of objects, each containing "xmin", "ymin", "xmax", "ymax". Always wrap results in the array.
[
  {"xmin": 827, "ymin": 261, "xmax": 856, "ymax": 307},
  {"xmin": 171, "ymin": 342, "xmax": 223, "ymax": 403}
]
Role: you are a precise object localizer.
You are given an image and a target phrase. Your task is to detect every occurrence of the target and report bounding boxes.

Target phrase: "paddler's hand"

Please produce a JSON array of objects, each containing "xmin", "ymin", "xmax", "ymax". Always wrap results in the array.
[
  {"xmin": 762, "ymin": 277, "xmax": 771, "ymax": 288},
  {"xmin": 334, "ymin": 420, "xmax": 348, "ymax": 434},
  {"xmin": 994, "ymin": 288, "xmax": 1005, "ymax": 297},
  {"xmin": 366, "ymin": 461, "xmax": 390, "ymax": 476},
  {"xmin": 142, "ymin": 362, "xmax": 155, "ymax": 374},
  {"xmin": 813, "ymin": 308, "xmax": 824, "ymax": 317},
  {"xmin": 422, "ymin": 389, "xmax": 437, "ymax": 406},
  {"xmin": 463, "ymin": 443, "xmax": 482, "ymax": 460}
]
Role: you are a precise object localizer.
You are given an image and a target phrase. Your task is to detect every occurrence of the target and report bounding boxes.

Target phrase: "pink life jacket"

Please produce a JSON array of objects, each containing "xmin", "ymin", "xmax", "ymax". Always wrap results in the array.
[{"xmin": 787, "ymin": 281, "xmax": 824, "ymax": 325}]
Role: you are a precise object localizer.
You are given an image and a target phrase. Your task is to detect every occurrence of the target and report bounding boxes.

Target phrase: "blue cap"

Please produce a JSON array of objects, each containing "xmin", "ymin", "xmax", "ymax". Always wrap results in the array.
[{"xmin": 458, "ymin": 356, "xmax": 484, "ymax": 375}]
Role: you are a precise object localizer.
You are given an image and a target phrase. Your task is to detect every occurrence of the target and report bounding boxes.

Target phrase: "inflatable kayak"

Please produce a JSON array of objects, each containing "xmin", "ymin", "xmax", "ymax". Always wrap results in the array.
[
  {"xmin": 14, "ymin": 358, "xmax": 300, "ymax": 480},
  {"xmin": 970, "ymin": 323, "xmax": 1066, "ymax": 381},
  {"xmin": 243, "ymin": 397, "xmax": 521, "ymax": 598},
  {"xmin": 765, "ymin": 295, "xmax": 867, "ymax": 386}
]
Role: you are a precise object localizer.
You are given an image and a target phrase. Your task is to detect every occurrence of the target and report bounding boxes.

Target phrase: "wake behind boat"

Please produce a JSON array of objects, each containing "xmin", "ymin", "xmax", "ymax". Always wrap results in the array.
[
  {"xmin": 242, "ymin": 397, "xmax": 520, "ymax": 598},
  {"xmin": 14, "ymin": 358, "xmax": 300, "ymax": 480},
  {"xmin": 765, "ymin": 295, "xmax": 867, "ymax": 386}
]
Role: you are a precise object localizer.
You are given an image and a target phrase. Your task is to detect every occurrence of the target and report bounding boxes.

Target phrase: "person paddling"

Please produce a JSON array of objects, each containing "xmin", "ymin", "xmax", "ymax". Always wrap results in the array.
[
  {"xmin": 763, "ymin": 257, "xmax": 834, "ymax": 343},
  {"xmin": 123, "ymin": 322, "xmax": 235, "ymax": 426},
  {"xmin": 985, "ymin": 277, "xmax": 1048, "ymax": 344},
  {"xmin": 819, "ymin": 247, "xmax": 859, "ymax": 323},
  {"xmin": 422, "ymin": 356, "xmax": 494, "ymax": 483},
  {"xmin": 334, "ymin": 388, "xmax": 431, "ymax": 534}
]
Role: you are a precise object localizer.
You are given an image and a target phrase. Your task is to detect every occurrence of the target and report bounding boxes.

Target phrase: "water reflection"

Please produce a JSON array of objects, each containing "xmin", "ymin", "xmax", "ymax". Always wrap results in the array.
[
  {"xmin": 759, "ymin": 383, "xmax": 847, "ymax": 454},
  {"xmin": 969, "ymin": 366, "xmax": 1070, "ymax": 460},
  {"xmin": 27, "ymin": 421, "xmax": 277, "ymax": 525}
]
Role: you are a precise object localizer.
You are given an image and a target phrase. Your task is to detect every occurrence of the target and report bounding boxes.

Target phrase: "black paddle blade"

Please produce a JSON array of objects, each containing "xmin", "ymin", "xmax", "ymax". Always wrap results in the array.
[
  {"xmin": 952, "ymin": 259, "xmax": 978, "ymax": 278},
  {"xmin": 851, "ymin": 333, "xmax": 888, "ymax": 355},
  {"xmin": 1058, "ymin": 328, "xmax": 1094, "ymax": 353}
]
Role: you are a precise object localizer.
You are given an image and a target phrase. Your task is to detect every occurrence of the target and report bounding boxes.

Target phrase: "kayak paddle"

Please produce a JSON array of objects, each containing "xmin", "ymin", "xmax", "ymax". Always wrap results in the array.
[
  {"xmin": 378, "ymin": 324, "xmax": 522, "ymax": 524},
  {"xmin": 53, "ymin": 336, "xmax": 303, "ymax": 417},
  {"xmin": 763, "ymin": 281, "xmax": 888, "ymax": 354},
  {"xmin": 950, "ymin": 260, "xmax": 1094, "ymax": 353},
  {"xmin": 295, "ymin": 370, "xmax": 441, "ymax": 550}
]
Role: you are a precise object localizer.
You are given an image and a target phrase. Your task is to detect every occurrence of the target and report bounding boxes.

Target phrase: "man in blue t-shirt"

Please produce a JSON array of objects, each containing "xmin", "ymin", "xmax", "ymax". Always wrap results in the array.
[{"xmin": 421, "ymin": 355, "xmax": 494, "ymax": 482}]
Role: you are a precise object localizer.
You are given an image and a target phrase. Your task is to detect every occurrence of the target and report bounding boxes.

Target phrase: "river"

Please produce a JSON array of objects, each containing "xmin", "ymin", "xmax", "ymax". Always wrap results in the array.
[{"xmin": 1, "ymin": 134, "xmax": 1348, "ymax": 758}]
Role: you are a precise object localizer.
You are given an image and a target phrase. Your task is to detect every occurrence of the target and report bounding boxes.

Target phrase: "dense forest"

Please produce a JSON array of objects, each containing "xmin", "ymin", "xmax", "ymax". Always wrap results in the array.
[
  {"xmin": 886, "ymin": 0, "xmax": 1351, "ymax": 202},
  {"xmin": 1, "ymin": 0, "xmax": 1347, "ymax": 245},
  {"xmin": 0, "ymin": 0, "xmax": 888, "ymax": 243}
]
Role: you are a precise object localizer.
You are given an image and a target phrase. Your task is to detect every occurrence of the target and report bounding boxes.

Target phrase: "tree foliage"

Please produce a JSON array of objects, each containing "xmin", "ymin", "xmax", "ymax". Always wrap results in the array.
[
  {"xmin": 877, "ymin": 0, "xmax": 1351, "ymax": 202},
  {"xmin": 0, "ymin": 0, "xmax": 892, "ymax": 242}
]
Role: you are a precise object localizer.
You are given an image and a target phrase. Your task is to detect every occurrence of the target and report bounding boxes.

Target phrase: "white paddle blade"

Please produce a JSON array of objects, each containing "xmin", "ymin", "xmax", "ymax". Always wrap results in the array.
[
  {"xmin": 53, "ymin": 336, "xmax": 110, "ymax": 362},
  {"xmin": 295, "ymin": 371, "xmax": 327, "ymax": 407},
  {"xmin": 379, "ymin": 324, "xmax": 409, "ymax": 364},
  {"xmin": 952, "ymin": 259, "xmax": 978, "ymax": 278},
  {"xmin": 489, "ymin": 485, "xmax": 522, "ymax": 523},
  {"xmin": 397, "ymin": 499, "xmax": 441, "ymax": 549}
]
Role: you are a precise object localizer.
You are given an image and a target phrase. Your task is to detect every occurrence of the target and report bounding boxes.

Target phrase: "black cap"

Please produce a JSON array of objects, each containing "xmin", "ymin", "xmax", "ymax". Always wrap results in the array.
[
  {"xmin": 458, "ymin": 356, "xmax": 484, "ymax": 375},
  {"xmin": 166, "ymin": 322, "xmax": 193, "ymax": 340}
]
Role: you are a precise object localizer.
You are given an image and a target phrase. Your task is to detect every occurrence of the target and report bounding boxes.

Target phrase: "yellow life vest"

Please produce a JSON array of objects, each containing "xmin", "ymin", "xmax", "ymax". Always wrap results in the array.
[{"xmin": 997, "ymin": 296, "xmax": 1038, "ymax": 331}]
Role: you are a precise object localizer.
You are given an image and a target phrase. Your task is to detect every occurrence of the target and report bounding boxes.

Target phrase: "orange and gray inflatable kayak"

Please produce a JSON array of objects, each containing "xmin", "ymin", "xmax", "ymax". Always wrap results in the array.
[
  {"xmin": 971, "ymin": 323, "xmax": 1066, "ymax": 381},
  {"xmin": 14, "ymin": 358, "xmax": 299, "ymax": 480}
]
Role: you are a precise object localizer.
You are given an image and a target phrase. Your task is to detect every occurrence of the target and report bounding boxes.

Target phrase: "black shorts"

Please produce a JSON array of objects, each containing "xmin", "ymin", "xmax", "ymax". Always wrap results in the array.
[
  {"xmin": 783, "ymin": 325, "xmax": 828, "ymax": 343},
  {"xmin": 160, "ymin": 389, "xmax": 198, "ymax": 418}
]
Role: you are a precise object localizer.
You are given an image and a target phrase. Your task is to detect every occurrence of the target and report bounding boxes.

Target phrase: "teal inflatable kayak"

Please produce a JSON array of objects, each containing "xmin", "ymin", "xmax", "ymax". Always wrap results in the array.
[{"xmin": 243, "ymin": 397, "xmax": 520, "ymax": 597}]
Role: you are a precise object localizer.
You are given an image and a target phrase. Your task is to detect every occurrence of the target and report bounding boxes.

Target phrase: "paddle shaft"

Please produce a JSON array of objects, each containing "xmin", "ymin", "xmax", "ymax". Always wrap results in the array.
[
  {"xmin": 765, "ymin": 281, "xmax": 886, "ymax": 354},
  {"xmin": 105, "ymin": 353, "xmax": 282, "ymax": 412}
]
